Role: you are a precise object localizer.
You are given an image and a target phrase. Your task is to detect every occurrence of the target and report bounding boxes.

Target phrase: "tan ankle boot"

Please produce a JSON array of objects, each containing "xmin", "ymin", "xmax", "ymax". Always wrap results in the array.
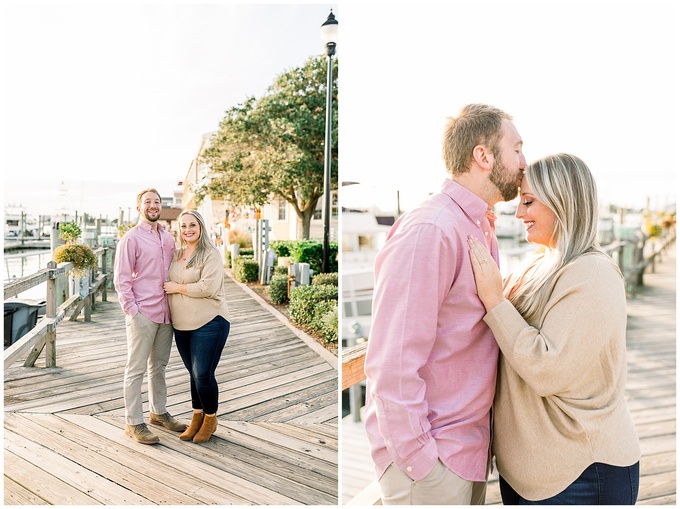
[
  {"xmin": 179, "ymin": 412, "xmax": 204, "ymax": 441},
  {"xmin": 193, "ymin": 414, "xmax": 218, "ymax": 443}
]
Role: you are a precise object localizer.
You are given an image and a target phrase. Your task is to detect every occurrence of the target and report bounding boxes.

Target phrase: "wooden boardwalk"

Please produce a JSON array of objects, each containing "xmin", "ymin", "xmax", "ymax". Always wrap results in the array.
[
  {"xmin": 342, "ymin": 242, "xmax": 676, "ymax": 505},
  {"xmin": 4, "ymin": 273, "xmax": 339, "ymax": 505}
]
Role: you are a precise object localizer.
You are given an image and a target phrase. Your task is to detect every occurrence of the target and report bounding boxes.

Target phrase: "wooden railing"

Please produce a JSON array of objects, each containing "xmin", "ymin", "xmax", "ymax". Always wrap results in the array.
[
  {"xmin": 601, "ymin": 228, "xmax": 676, "ymax": 297},
  {"xmin": 4, "ymin": 247, "xmax": 113, "ymax": 370},
  {"xmin": 341, "ymin": 229, "xmax": 676, "ymax": 506},
  {"xmin": 342, "ymin": 341, "xmax": 382, "ymax": 505}
]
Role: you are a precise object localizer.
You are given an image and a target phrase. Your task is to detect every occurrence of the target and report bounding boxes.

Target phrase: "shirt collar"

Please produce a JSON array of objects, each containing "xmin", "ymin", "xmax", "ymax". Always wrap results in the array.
[
  {"xmin": 441, "ymin": 178, "xmax": 491, "ymax": 225},
  {"xmin": 137, "ymin": 220, "xmax": 165, "ymax": 233}
]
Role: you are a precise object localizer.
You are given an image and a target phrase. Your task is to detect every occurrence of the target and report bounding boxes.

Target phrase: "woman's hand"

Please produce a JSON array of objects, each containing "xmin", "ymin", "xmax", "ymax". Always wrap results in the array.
[
  {"xmin": 164, "ymin": 281, "xmax": 180, "ymax": 294},
  {"xmin": 467, "ymin": 235, "xmax": 505, "ymax": 311}
]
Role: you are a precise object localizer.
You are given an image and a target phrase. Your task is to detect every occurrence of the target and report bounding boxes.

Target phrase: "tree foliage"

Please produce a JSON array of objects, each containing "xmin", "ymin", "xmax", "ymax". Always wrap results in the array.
[{"xmin": 199, "ymin": 55, "xmax": 338, "ymax": 239}]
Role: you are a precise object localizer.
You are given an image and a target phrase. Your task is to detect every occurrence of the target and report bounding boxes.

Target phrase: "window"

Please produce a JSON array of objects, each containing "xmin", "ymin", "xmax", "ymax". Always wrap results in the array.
[
  {"xmin": 314, "ymin": 191, "xmax": 338, "ymax": 220},
  {"xmin": 277, "ymin": 198, "xmax": 287, "ymax": 221}
]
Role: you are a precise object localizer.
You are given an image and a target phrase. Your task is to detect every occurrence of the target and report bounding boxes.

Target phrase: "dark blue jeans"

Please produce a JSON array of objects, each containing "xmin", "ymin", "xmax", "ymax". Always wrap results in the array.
[
  {"xmin": 499, "ymin": 462, "xmax": 639, "ymax": 505},
  {"xmin": 174, "ymin": 316, "xmax": 230, "ymax": 415}
]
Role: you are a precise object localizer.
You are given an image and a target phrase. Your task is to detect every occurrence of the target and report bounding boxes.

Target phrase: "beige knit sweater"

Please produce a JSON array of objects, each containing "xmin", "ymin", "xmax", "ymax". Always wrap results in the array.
[
  {"xmin": 167, "ymin": 248, "xmax": 230, "ymax": 331},
  {"xmin": 484, "ymin": 251, "xmax": 640, "ymax": 500}
]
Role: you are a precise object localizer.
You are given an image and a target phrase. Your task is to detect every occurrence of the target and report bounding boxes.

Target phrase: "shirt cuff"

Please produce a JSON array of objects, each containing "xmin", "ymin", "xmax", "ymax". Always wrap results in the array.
[{"xmin": 392, "ymin": 437, "xmax": 439, "ymax": 481}]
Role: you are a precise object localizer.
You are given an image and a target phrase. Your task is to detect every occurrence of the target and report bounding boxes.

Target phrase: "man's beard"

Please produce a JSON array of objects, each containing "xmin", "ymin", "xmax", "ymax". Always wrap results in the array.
[
  {"xmin": 143, "ymin": 209, "xmax": 160, "ymax": 222},
  {"xmin": 489, "ymin": 157, "xmax": 520, "ymax": 202}
]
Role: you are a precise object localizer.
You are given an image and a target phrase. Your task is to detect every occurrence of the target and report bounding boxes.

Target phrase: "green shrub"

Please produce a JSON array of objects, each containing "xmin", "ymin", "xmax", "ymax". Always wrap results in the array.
[
  {"xmin": 312, "ymin": 272, "xmax": 338, "ymax": 287},
  {"xmin": 289, "ymin": 241, "xmax": 323, "ymax": 274},
  {"xmin": 240, "ymin": 248, "xmax": 254, "ymax": 257},
  {"xmin": 269, "ymin": 273, "xmax": 289, "ymax": 304},
  {"xmin": 233, "ymin": 256, "xmax": 259, "ymax": 282},
  {"xmin": 270, "ymin": 240, "xmax": 293, "ymax": 257},
  {"xmin": 289, "ymin": 284, "xmax": 338, "ymax": 326},
  {"xmin": 310, "ymin": 299, "xmax": 338, "ymax": 343},
  {"xmin": 268, "ymin": 241, "xmax": 339, "ymax": 274},
  {"xmin": 273, "ymin": 265, "xmax": 288, "ymax": 276}
]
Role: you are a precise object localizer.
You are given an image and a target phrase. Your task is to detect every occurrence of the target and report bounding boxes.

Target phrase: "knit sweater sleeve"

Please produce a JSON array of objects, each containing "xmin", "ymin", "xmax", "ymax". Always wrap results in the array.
[
  {"xmin": 185, "ymin": 250, "xmax": 223, "ymax": 299},
  {"xmin": 483, "ymin": 254, "xmax": 625, "ymax": 397}
]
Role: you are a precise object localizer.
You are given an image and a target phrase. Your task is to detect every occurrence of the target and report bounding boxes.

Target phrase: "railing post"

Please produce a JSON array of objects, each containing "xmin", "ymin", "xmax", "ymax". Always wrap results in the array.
[
  {"xmin": 45, "ymin": 260, "xmax": 57, "ymax": 367},
  {"xmin": 101, "ymin": 248, "xmax": 108, "ymax": 302},
  {"xmin": 84, "ymin": 269, "xmax": 92, "ymax": 322}
]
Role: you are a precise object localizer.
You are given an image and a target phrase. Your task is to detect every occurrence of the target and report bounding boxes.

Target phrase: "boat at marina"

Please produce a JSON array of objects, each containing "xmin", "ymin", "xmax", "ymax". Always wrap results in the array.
[{"xmin": 4, "ymin": 205, "xmax": 42, "ymax": 238}]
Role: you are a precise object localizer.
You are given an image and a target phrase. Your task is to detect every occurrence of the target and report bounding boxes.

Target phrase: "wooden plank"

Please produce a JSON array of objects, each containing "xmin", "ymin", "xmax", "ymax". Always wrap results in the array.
[
  {"xmin": 5, "ymin": 428, "xmax": 151, "ymax": 505},
  {"xmin": 638, "ymin": 471, "xmax": 677, "ymax": 502},
  {"xmin": 342, "ymin": 341, "xmax": 368, "ymax": 390},
  {"xmin": 4, "ymin": 269, "xmax": 338, "ymax": 506},
  {"xmin": 3, "ymin": 319, "xmax": 49, "ymax": 370},
  {"xmin": 140, "ymin": 419, "xmax": 338, "ymax": 504},
  {"xmin": 4, "ymin": 476, "xmax": 49, "ymax": 506},
  {"xmin": 3, "ymin": 268, "xmax": 51, "ymax": 299},
  {"xmin": 4, "ymin": 449, "xmax": 99, "ymax": 505},
  {"xmin": 62, "ymin": 413, "xmax": 303, "ymax": 505}
]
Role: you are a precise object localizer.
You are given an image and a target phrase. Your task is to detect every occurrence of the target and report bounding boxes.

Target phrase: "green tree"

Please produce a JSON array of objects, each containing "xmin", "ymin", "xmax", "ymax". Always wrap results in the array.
[{"xmin": 200, "ymin": 55, "xmax": 338, "ymax": 239}]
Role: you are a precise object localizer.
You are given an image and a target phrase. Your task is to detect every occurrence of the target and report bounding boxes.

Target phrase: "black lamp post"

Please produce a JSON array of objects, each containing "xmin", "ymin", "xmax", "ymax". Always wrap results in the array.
[{"xmin": 320, "ymin": 9, "xmax": 337, "ymax": 273}]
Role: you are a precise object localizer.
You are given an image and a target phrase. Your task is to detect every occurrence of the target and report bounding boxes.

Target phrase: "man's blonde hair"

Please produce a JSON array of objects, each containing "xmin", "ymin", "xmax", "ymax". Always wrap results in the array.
[
  {"xmin": 442, "ymin": 104, "xmax": 513, "ymax": 176},
  {"xmin": 136, "ymin": 188, "xmax": 162, "ymax": 207}
]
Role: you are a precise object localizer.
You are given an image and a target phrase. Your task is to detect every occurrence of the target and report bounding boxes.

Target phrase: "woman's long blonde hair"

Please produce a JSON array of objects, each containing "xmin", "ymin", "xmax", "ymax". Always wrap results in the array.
[
  {"xmin": 505, "ymin": 153, "xmax": 605, "ymax": 323},
  {"xmin": 177, "ymin": 210, "xmax": 215, "ymax": 268}
]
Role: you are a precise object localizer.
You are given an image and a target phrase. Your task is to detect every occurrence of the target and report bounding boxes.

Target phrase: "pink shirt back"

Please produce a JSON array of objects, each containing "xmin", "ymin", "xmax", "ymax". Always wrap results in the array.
[
  {"xmin": 363, "ymin": 179, "xmax": 500, "ymax": 483},
  {"xmin": 113, "ymin": 221, "xmax": 175, "ymax": 324}
]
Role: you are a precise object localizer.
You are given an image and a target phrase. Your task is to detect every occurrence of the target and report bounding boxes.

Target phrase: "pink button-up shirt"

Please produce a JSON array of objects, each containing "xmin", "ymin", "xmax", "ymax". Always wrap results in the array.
[
  {"xmin": 364, "ymin": 179, "xmax": 500, "ymax": 483},
  {"xmin": 113, "ymin": 221, "xmax": 175, "ymax": 324}
]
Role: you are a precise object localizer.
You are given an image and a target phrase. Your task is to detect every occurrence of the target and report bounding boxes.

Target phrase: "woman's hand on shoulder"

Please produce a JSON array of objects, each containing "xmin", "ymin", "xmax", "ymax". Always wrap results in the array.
[{"xmin": 467, "ymin": 235, "xmax": 505, "ymax": 311}]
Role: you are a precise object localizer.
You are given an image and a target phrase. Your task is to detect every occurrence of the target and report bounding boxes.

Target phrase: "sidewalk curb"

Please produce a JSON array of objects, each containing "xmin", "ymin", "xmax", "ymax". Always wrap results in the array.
[{"xmin": 225, "ymin": 270, "xmax": 338, "ymax": 369}]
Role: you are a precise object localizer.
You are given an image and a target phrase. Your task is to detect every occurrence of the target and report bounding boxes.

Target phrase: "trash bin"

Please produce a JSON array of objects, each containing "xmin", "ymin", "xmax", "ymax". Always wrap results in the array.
[
  {"xmin": 3, "ymin": 299, "xmax": 46, "ymax": 348},
  {"xmin": 4, "ymin": 308, "xmax": 17, "ymax": 348}
]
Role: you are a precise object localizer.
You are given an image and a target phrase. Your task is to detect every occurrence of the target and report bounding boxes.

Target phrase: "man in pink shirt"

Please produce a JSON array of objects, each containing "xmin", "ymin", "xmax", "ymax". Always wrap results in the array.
[
  {"xmin": 364, "ymin": 104, "xmax": 526, "ymax": 504},
  {"xmin": 114, "ymin": 188, "xmax": 187, "ymax": 444}
]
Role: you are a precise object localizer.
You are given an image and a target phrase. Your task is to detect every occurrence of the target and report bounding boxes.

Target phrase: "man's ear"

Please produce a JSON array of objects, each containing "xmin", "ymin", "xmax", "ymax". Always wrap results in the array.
[{"xmin": 472, "ymin": 144, "xmax": 493, "ymax": 172}]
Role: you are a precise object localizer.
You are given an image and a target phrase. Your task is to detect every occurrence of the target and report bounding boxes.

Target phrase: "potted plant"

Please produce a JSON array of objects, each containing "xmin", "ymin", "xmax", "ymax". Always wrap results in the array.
[{"xmin": 52, "ymin": 221, "xmax": 97, "ymax": 277}]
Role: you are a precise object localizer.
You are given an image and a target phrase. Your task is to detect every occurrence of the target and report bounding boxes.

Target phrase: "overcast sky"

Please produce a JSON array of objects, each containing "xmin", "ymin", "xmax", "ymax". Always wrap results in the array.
[
  {"xmin": 340, "ymin": 1, "xmax": 678, "ymax": 214},
  {"xmin": 2, "ymin": 1, "xmax": 338, "ymax": 219}
]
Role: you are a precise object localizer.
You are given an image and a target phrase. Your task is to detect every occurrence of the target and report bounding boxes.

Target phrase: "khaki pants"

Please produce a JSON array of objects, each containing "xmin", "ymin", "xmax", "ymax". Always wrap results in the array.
[
  {"xmin": 123, "ymin": 312, "xmax": 173, "ymax": 425},
  {"xmin": 379, "ymin": 459, "xmax": 487, "ymax": 505}
]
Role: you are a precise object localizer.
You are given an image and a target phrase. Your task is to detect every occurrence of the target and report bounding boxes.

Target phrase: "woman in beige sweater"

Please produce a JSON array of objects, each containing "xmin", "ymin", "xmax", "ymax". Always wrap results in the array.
[
  {"xmin": 468, "ymin": 153, "xmax": 639, "ymax": 504},
  {"xmin": 164, "ymin": 210, "xmax": 230, "ymax": 444}
]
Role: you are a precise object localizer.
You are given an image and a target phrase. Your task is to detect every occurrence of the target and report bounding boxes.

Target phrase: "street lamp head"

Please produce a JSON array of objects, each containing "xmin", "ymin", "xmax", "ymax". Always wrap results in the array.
[{"xmin": 320, "ymin": 9, "xmax": 338, "ymax": 57}]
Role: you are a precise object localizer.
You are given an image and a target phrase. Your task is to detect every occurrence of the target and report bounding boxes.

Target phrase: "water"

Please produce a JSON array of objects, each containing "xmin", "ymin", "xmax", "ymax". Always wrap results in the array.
[{"xmin": 4, "ymin": 249, "xmax": 52, "ymax": 300}]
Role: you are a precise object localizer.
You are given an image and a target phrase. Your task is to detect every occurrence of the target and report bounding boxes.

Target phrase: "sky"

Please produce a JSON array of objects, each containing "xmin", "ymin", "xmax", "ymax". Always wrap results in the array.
[
  {"xmin": 2, "ymin": 1, "xmax": 677, "ymax": 223},
  {"xmin": 2, "ymin": 1, "xmax": 338, "ymax": 220},
  {"xmin": 340, "ymin": 1, "xmax": 678, "ymax": 215}
]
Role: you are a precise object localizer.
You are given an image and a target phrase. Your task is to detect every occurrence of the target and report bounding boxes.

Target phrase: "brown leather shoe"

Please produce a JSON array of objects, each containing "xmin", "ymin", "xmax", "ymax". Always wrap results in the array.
[
  {"xmin": 149, "ymin": 412, "xmax": 187, "ymax": 432},
  {"xmin": 125, "ymin": 423, "xmax": 159, "ymax": 445},
  {"xmin": 193, "ymin": 414, "xmax": 218, "ymax": 443},
  {"xmin": 179, "ymin": 412, "xmax": 204, "ymax": 441}
]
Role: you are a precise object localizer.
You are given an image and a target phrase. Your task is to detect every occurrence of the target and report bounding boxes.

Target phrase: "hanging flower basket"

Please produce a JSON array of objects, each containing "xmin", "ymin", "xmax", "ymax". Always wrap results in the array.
[{"xmin": 53, "ymin": 243, "xmax": 97, "ymax": 276}]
